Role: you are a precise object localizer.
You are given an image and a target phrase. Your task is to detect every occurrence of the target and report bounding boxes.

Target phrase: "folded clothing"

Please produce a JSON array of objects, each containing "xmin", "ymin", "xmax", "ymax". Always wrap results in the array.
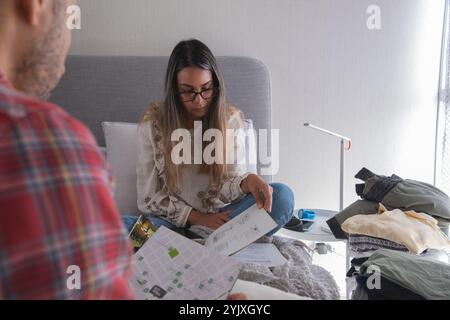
[
  {"xmin": 421, "ymin": 249, "xmax": 450, "ymax": 264},
  {"xmin": 355, "ymin": 274, "xmax": 425, "ymax": 300},
  {"xmin": 327, "ymin": 200, "xmax": 380, "ymax": 239},
  {"xmin": 326, "ymin": 167, "xmax": 450, "ymax": 240},
  {"xmin": 347, "ymin": 250, "xmax": 376, "ymax": 262},
  {"xmin": 351, "ymin": 257, "xmax": 370, "ymax": 267},
  {"xmin": 359, "ymin": 249, "xmax": 450, "ymax": 300},
  {"xmin": 349, "ymin": 234, "xmax": 408, "ymax": 252},
  {"xmin": 355, "ymin": 167, "xmax": 450, "ymax": 222},
  {"xmin": 342, "ymin": 204, "xmax": 450, "ymax": 255}
]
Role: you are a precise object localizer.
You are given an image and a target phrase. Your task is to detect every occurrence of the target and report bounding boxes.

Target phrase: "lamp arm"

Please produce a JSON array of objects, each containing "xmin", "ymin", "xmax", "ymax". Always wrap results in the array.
[{"xmin": 304, "ymin": 123, "xmax": 351, "ymax": 142}]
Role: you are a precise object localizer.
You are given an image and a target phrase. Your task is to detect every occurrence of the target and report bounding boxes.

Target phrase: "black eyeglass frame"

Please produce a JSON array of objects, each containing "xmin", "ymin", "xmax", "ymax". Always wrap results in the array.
[{"xmin": 176, "ymin": 87, "xmax": 219, "ymax": 102}]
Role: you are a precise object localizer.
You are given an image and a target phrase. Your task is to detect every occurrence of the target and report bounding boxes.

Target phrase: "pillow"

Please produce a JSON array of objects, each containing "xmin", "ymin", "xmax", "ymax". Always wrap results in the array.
[
  {"xmin": 102, "ymin": 120, "xmax": 258, "ymax": 215},
  {"xmin": 102, "ymin": 122, "xmax": 139, "ymax": 214}
]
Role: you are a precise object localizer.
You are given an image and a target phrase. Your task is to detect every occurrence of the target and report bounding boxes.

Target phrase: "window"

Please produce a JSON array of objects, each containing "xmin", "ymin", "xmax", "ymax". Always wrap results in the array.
[{"xmin": 436, "ymin": 0, "xmax": 450, "ymax": 194}]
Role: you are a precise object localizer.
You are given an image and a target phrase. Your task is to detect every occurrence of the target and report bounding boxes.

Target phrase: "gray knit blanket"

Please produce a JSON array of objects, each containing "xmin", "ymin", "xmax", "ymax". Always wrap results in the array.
[{"xmin": 237, "ymin": 236, "xmax": 340, "ymax": 300}]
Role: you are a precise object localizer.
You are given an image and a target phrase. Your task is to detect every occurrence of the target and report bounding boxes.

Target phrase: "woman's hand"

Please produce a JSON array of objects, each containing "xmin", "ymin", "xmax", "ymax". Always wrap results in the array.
[
  {"xmin": 240, "ymin": 174, "xmax": 273, "ymax": 213},
  {"xmin": 188, "ymin": 209, "xmax": 232, "ymax": 229}
]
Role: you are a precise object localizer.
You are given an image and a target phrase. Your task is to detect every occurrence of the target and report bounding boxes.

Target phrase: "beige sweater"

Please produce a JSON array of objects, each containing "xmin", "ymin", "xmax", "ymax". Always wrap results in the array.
[
  {"xmin": 136, "ymin": 104, "xmax": 251, "ymax": 227},
  {"xmin": 342, "ymin": 204, "xmax": 450, "ymax": 255}
]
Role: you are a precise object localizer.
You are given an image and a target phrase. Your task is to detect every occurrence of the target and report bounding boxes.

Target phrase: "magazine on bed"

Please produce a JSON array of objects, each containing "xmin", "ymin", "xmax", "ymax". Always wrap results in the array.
[
  {"xmin": 128, "ymin": 215, "xmax": 202, "ymax": 252},
  {"xmin": 129, "ymin": 226, "xmax": 242, "ymax": 300},
  {"xmin": 128, "ymin": 204, "xmax": 278, "ymax": 256}
]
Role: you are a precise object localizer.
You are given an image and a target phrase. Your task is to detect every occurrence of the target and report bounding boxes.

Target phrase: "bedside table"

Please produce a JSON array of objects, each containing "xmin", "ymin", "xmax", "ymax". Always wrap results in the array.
[{"xmin": 276, "ymin": 209, "xmax": 339, "ymax": 242}]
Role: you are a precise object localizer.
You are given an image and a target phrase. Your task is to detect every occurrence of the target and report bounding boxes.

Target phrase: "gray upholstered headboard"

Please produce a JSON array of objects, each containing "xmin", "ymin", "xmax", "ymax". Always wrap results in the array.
[{"xmin": 50, "ymin": 55, "xmax": 272, "ymax": 147}]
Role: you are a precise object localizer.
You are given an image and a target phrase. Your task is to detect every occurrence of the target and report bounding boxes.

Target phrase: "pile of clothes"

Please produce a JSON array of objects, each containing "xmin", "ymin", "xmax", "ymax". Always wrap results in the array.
[
  {"xmin": 327, "ymin": 167, "xmax": 450, "ymax": 240},
  {"xmin": 352, "ymin": 249, "xmax": 450, "ymax": 300},
  {"xmin": 343, "ymin": 203, "xmax": 450, "ymax": 256},
  {"xmin": 326, "ymin": 167, "xmax": 450, "ymax": 299}
]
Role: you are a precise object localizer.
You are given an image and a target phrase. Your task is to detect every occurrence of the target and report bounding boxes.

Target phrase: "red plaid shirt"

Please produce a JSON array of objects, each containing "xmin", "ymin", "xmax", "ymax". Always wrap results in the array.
[{"xmin": 0, "ymin": 71, "xmax": 134, "ymax": 299}]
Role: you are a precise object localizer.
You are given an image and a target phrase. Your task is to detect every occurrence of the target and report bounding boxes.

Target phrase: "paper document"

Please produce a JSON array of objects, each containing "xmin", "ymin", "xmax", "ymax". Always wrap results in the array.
[
  {"xmin": 129, "ymin": 226, "xmax": 242, "ymax": 300},
  {"xmin": 231, "ymin": 243, "xmax": 287, "ymax": 267},
  {"xmin": 231, "ymin": 279, "xmax": 312, "ymax": 300},
  {"xmin": 205, "ymin": 204, "xmax": 278, "ymax": 256}
]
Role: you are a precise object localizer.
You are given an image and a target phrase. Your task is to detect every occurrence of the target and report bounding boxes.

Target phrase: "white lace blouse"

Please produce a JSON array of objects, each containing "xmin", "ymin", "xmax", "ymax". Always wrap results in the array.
[{"xmin": 136, "ymin": 104, "xmax": 251, "ymax": 227}]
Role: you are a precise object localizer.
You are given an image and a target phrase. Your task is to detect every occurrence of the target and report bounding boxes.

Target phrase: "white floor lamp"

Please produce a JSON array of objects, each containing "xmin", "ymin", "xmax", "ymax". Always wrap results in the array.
[
  {"xmin": 304, "ymin": 123, "xmax": 352, "ymax": 299},
  {"xmin": 304, "ymin": 123, "xmax": 352, "ymax": 212}
]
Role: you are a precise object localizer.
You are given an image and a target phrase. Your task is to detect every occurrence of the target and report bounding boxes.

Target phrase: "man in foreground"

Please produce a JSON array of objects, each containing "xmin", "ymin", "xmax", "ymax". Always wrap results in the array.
[{"xmin": 0, "ymin": 0, "xmax": 133, "ymax": 299}]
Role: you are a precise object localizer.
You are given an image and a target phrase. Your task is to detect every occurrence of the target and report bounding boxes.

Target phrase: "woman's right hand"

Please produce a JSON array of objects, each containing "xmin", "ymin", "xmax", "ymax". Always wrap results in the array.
[{"xmin": 188, "ymin": 209, "xmax": 232, "ymax": 229}]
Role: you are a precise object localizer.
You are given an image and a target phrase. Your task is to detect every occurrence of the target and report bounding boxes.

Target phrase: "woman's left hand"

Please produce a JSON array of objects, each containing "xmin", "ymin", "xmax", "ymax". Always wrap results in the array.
[{"xmin": 240, "ymin": 174, "xmax": 273, "ymax": 213}]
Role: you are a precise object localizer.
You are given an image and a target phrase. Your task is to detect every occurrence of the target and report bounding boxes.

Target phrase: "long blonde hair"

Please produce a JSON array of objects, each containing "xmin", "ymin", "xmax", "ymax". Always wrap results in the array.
[{"xmin": 141, "ymin": 39, "xmax": 238, "ymax": 193}]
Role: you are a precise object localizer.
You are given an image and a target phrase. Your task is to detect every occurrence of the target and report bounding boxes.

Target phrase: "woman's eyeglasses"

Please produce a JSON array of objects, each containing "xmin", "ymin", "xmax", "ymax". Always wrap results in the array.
[{"xmin": 177, "ymin": 87, "xmax": 218, "ymax": 102}]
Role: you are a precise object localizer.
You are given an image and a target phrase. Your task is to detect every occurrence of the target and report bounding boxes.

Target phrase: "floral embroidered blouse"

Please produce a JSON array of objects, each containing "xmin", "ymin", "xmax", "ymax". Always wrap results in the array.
[{"xmin": 136, "ymin": 103, "xmax": 251, "ymax": 227}]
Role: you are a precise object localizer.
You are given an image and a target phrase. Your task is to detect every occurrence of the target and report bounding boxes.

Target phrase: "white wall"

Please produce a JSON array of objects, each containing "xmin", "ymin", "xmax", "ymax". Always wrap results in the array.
[{"xmin": 70, "ymin": 0, "xmax": 445, "ymax": 211}]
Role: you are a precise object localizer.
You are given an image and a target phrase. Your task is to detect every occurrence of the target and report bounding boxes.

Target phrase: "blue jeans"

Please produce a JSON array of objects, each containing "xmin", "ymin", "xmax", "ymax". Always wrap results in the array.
[{"xmin": 122, "ymin": 183, "xmax": 294, "ymax": 237}]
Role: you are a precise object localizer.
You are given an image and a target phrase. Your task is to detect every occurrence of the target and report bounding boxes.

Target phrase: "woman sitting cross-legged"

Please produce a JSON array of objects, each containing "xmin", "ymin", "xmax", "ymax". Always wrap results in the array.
[{"xmin": 123, "ymin": 39, "xmax": 295, "ymax": 236}]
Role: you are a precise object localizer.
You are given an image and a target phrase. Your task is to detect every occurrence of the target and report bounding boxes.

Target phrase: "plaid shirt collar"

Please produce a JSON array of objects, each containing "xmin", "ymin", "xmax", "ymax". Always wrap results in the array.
[{"xmin": 0, "ymin": 69, "xmax": 29, "ymax": 118}]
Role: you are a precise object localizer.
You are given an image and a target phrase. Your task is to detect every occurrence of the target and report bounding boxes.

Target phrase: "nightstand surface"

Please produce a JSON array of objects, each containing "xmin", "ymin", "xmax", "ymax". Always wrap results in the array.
[{"xmin": 276, "ymin": 208, "xmax": 340, "ymax": 242}]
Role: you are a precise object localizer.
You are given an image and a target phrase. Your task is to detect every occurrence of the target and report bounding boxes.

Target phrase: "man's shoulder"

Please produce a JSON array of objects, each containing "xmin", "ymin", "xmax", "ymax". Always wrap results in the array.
[
  {"xmin": 0, "ymin": 86, "xmax": 96, "ymax": 146},
  {"xmin": 0, "ymin": 84, "xmax": 61, "ymax": 116}
]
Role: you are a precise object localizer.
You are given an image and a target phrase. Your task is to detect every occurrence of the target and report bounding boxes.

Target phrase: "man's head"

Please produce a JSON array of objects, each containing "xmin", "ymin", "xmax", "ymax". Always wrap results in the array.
[{"xmin": 0, "ymin": 0, "xmax": 75, "ymax": 100}]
